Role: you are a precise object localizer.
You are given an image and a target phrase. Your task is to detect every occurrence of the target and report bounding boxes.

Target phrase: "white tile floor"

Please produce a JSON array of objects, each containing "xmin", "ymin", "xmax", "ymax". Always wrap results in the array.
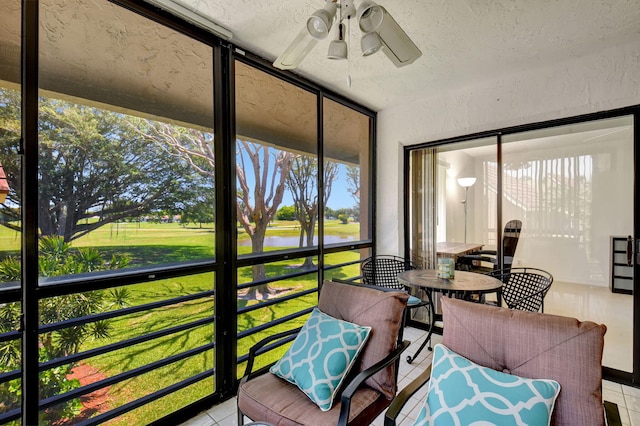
[
  {"xmin": 181, "ymin": 322, "xmax": 634, "ymax": 426},
  {"xmin": 180, "ymin": 327, "xmax": 438, "ymax": 426},
  {"xmin": 545, "ymin": 281, "xmax": 633, "ymax": 373}
]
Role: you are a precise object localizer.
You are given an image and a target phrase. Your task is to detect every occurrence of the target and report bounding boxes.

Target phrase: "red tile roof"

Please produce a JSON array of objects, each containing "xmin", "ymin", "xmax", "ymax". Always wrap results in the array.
[{"xmin": 0, "ymin": 163, "xmax": 9, "ymax": 203}]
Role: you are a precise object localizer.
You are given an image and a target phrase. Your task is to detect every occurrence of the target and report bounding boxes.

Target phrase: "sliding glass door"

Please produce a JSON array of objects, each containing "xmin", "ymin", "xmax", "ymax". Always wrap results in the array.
[
  {"xmin": 406, "ymin": 111, "xmax": 638, "ymax": 382},
  {"xmin": 502, "ymin": 116, "xmax": 634, "ymax": 374},
  {"xmin": 408, "ymin": 138, "xmax": 499, "ymax": 268},
  {"xmin": 407, "ymin": 137, "xmax": 498, "ymax": 320}
]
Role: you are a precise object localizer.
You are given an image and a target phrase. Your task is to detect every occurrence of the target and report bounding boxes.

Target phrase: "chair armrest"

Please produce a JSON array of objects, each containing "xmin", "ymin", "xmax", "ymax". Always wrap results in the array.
[
  {"xmin": 604, "ymin": 401, "xmax": 622, "ymax": 426},
  {"xmin": 461, "ymin": 254, "xmax": 495, "ymax": 261},
  {"xmin": 242, "ymin": 327, "xmax": 302, "ymax": 380},
  {"xmin": 383, "ymin": 364, "xmax": 432, "ymax": 426},
  {"xmin": 474, "ymin": 249, "xmax": 497, "ymax": 255},
  {"xmin": 460, "ymin": 250, "xmax": 497, "ymax": 257},
  {"xmin": 332, "ymin": 276, "xmax": 364, "ymax": 284},
  {"xmin": 337, "ymin": 340, "xmax": 411, "ymax": 426}
]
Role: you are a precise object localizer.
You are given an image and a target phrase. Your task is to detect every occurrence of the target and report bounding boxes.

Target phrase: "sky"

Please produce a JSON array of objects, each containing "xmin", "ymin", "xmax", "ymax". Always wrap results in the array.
[
  {"xmin": 280, "ymin": 163, "xmax": 357, "ymax": 210},
  {"xmin": 237, "ymin": 146, "xmax": 359, "ymax": 211}
]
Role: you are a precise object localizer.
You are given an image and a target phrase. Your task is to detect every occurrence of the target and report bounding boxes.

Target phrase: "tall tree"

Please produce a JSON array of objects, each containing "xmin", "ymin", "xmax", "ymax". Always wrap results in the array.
[
  {"xmin": 137, "ymin": 122, "xmax": 294, "ymax": 299},
  {"xmin": 236, "ymin": 141, "xmax": 294, "ymax": 296},
  {"xmin": 0, "ymin": 88, "xmax": 21, "ymax": 229},
  {"xmin": 286, "ymin": 156, "xmax": 338, "ymax": 268},
  {"xmin": 180, "ymin": 191, "xmax": 215, "ymax": 228},
  {"xmin": 134, "ymin": 122, "xmax": 216, "ymax": 229},
  {"xmin": 137, "ymin": 121, "xmax": 216, "ymax": 178},
  {"xmin": 346, "ymin": 165, "xmax": 360, "ymax": 203},
  {"xmin": 0, "ymin": 88, "xmax": 194, "ymax": 241}
]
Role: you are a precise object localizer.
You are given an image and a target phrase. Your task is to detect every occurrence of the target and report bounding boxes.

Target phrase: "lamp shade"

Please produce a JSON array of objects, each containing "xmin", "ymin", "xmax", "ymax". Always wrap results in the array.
[
  {"xmin": 307, "ymin": 1, "xmax": 337, "ymax": 40},
  {"xmin": 357, "ymin": 0, "xmax": 384, "ymax": 33},
  {"xmin": 361, "ymin": 31, "xmax": 383, "ymax": 56},
  {"xmin": 327, "ymin": 22, "xmax": 348, "ymax": 60},
  {"xmin": 328, "ymin": 39, "xmax": 348, "ymax": 59},
  {"xmin": 457, "ymin": 177, "xmax": 477, "ymax": 188}
]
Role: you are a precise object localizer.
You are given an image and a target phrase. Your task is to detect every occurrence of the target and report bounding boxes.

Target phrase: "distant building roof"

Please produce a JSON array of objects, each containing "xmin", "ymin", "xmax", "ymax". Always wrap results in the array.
[{"xmin": 0, "ymin": 163, "xmax": 9, "ymax": 203}]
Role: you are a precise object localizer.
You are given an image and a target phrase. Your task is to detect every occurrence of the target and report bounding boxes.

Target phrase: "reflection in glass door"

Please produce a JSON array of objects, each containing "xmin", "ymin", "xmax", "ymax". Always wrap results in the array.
[
  {"xmin": 502, "ymin": 116, "xmax": 634, "ymax": 373},
  {"xmin": 408, "ymin": 138, "xmax": 498, "ymax": 268},
  {"xmin": 407, "ymin": 138, "xmax": 498, "ymax": 324},
  {"xmin": 407, "ymin": 114, "xmax": 635, "ymax": 377}
]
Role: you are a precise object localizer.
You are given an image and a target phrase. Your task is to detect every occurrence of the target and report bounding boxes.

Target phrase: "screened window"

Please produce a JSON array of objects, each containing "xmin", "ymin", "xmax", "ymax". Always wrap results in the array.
[
  {"xmin": 37, "ymin": 0, "xmax": 215, "ymax": 284},
  {"xmin": 323, "ymin": 98, "xmax": 372, "ymax": 245},
  {"xmin": 30, "ymin": 1, "xmax": 217, "ymax": 423},
  {"xmin": 235, "ymin": 61, "xmax": 318, "ymax": 256},
  {"xmin": 0, "ymin": 0, "xmax": 22, "ymax": 290},
  {"xmin": 2, "ymin": 1, "xmax": 376, "ymax": 424}
]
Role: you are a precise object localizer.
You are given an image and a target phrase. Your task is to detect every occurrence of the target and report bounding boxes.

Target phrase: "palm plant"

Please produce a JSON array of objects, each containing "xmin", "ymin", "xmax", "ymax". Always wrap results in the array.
[{"xmin": 0, "ymin": 235, "xmax": 131, "ymax": 422}]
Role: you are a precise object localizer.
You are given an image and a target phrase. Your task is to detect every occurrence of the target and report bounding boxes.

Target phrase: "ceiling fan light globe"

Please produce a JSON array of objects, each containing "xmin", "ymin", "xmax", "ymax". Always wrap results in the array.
[
  {"xmin": 327, "ymin": 39, "xmax": 348, "ymax": 59},
  {"xmin": 357, "ymin": 1, "xmax": 384, "ymax": 33},
  {"xmin": 306, "ymin": 2, "xmax": 337, "ymax": 40},
  {"xmin": 307, "ymin": 16, "xmax": 328, "ymax": 39},
  {"xmin": 361, "ymin": 31, "xmax": 383, "ymax": 56}
]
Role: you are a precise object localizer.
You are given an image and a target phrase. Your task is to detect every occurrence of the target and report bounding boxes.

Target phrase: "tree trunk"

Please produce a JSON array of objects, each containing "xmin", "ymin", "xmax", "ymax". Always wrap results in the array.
[
  {"xmin": 301, "ymin": 215, "xmax": 316, "ymax": 269},
  {"xmin": 247, "ymin": 225, "xmax": 269, "ymax": 299},
  {"xmin": 298, "ymin": 226, "xmax": 304, "ymax": 248}
]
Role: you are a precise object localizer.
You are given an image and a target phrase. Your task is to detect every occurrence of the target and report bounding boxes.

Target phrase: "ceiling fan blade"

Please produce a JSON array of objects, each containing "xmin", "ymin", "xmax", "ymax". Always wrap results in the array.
[{"xmin": 273, "ymin": 27, "xmax": 318, "ymax": 70}]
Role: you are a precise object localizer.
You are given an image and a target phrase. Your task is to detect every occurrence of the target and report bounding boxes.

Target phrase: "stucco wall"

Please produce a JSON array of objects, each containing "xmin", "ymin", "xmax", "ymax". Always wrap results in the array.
[{"xmin": 377, "ymin": 39, "xmax": 640, "ymax": 257}]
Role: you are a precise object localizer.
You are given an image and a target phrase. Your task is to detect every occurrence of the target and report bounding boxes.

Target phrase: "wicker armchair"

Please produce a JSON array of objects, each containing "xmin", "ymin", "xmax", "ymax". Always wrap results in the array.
[{"xmin": 487, "ymin": 267, "xmax": 553, "ymax": 312}]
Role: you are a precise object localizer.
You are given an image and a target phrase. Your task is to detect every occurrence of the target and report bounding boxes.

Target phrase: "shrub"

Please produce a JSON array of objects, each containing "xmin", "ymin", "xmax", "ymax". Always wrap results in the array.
[
  {"xmin": 0, "ymin": 236, "xmax": 130, "ymax": 423},
  {"xmin": 276, "ymin": 205, "xmax": 296, "ymax": 221}
]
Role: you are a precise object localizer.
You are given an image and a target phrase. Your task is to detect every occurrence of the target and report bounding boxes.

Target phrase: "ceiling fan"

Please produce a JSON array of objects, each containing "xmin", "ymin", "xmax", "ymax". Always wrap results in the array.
[{"xmin": 273, "ymin": 0, "xmax": 422, "ymax": 71}]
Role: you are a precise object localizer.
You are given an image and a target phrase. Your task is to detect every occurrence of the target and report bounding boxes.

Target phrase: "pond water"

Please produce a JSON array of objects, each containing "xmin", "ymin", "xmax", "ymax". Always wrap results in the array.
[{"xmin": 237, "ymin": 235, "xmax": 356, "ymax": 247}]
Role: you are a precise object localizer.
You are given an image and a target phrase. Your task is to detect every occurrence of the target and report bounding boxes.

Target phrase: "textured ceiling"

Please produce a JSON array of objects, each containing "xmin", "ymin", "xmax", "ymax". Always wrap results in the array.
[
  {"xmin": 2, "ymin": 0, "xmax": 639, "ymax": 118},
  {"xmin": 176, "ymin": 0, "xmax": 640, "ymax": 111},
  {"xmin": 0, "ymin": 0, "xmax": 369, "ymax": 161}
]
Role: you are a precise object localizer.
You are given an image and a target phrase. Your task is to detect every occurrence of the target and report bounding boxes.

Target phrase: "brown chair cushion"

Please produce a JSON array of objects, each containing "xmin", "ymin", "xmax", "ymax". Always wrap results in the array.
[
  {"xmin": 238, "ymin": 370, "xmax": 389, "ymax": 426},
  {"xmin": 441, "ymin": 297, "xmax": 607, "ymax": 426},
  {"xmin": 318, "ymin": 280, "xmax": 408, "ymax": 399}
]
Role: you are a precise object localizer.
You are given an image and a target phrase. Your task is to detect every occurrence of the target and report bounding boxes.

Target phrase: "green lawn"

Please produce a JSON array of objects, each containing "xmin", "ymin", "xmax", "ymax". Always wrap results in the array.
[
  {"xmin": 0, "ymin": 220, "xmax": 363, "ymax": 425},
  {"xmin": 0, "ymin": 224, "xmax": 20, "ymax": 258}
]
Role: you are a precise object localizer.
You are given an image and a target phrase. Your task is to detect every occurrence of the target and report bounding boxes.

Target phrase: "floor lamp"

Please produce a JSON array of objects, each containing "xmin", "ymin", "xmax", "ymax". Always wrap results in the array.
[{"xmin": 457, "ymin": 177, "xmax": 476, "ymax": 243}]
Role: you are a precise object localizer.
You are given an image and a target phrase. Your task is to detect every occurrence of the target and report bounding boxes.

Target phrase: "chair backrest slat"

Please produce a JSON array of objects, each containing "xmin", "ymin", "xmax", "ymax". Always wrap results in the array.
[
  {"xmin": 361, "ymin": 255, "xmax": 417, "ymax": 290},
  {"xmin": 502, "ymin": 219, "xmax": 522, "ymax": 268},
  {"xmin": 488, "ymin": 267, "xmax": 553, "ymax": 312}
]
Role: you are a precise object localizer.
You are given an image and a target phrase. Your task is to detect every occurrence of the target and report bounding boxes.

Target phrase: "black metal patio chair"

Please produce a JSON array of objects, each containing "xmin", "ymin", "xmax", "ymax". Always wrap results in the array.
[
  {"xmin": 361, "ymin": 255, "xmax": 430, "ymax": 324},
  {"xmin": 487, "ymin": 267, "xmax": 554, "ymax": 312},
  {"xmin": 457, "ymin": 219, "xmax": 522, "ymax": 273}
]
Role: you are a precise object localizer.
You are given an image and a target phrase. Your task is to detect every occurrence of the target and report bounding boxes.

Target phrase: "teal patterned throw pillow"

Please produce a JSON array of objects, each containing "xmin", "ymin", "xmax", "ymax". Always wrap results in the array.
[
  {"xmin": 414, "ymin": 344, "xmax": 560, "ymax": 426},
  {"xmin": 270, "ymin": 308, "xmax": 371, "ymax": 411}
]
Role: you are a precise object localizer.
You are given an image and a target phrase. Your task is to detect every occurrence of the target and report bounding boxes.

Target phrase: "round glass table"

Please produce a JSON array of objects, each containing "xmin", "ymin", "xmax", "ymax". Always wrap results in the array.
[{"xmin": 397, "ymin": 269, "xmax": 503, "ymax": 364}]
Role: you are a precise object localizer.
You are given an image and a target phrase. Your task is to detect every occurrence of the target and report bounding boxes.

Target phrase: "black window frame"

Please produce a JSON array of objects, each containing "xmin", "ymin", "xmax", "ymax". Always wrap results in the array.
[{"xmin": 3, "ymin": 1, "xmax": 377, "ymax": 424}]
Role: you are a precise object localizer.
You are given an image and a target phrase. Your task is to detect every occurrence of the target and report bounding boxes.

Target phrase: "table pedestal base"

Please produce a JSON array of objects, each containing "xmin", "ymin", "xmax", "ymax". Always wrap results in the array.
[{"xmin": 406, "ymin": 291, "xmax": 434, "ymax": 364}]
